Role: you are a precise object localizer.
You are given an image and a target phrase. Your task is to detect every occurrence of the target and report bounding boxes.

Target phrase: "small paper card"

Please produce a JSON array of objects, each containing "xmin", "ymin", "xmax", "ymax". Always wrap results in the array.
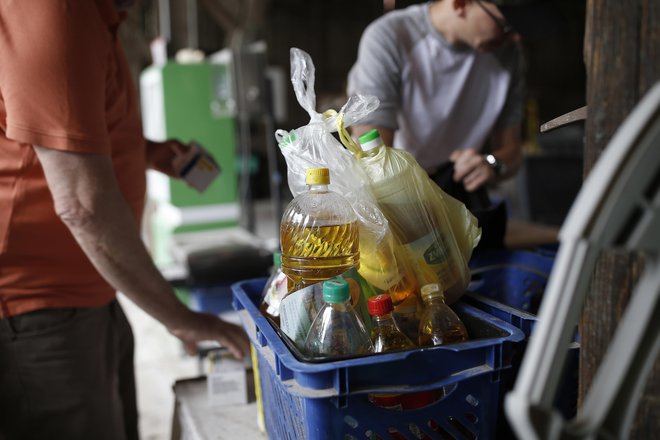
[
  {"xmin": 175, "ymin": 141, "xmax": 221, "ymax": 193},
  {"xmin": 206, "ymin": 349, "xmax": 248, "ymax": 406}
]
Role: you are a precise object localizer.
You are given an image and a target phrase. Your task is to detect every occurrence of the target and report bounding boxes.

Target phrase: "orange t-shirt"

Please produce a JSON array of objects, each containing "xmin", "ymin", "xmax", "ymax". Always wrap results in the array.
[{"xmin": 0, "ymin": 0, "xmax": 147, "ymax": 317}]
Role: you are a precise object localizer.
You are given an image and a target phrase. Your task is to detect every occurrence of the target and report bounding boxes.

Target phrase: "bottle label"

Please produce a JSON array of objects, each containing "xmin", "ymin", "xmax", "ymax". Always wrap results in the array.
[
  {"xmin": 279, "ymin": 284, "xmax": 321, "ymax": 346},
  {"xmin": 402, "ymin": 231, "xmax": 457, "ymax": 288}
]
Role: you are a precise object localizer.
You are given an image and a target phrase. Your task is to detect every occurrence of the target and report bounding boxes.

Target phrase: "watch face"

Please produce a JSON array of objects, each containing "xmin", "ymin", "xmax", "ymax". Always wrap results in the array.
[{"xmin": 485, "ymin": 154, "xmax": 502, "ymax": 175}]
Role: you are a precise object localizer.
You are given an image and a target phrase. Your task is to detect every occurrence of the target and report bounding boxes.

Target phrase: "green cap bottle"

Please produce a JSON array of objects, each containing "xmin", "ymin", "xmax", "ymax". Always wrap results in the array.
[{"xmin": 322, "ymin": 278, "xmax": 350, "ymax": 303}]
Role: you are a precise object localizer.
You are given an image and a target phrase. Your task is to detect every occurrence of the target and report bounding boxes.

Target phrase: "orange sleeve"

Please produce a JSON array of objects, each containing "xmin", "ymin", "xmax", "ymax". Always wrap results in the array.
[{"xmin": 0, "ymin": 0, "xmax": 111, "ymax": 153}]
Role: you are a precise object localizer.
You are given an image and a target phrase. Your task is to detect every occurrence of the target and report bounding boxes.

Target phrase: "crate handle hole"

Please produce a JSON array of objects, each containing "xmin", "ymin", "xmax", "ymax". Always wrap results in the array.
[
  {"xmin": 408, "ymin": 422, "xmax": 435, "ymax": 439},
  {"xmin": 386, "ymin": 427, "xmax": 406, "ymax": 439},
  {"xmin": 464, "ymin": 394, "xmax": 479, "ymax": 407},
  {"xmin": 343, "ymin": 415, "xmax": 359, "ymax": 429},
  {"xmin": 427, "ymin": 419, "xmax": 456, "ymax": 440},
  {"xmin": 447, "ymin": 416, "xmax": 476, "ymax": 440}
]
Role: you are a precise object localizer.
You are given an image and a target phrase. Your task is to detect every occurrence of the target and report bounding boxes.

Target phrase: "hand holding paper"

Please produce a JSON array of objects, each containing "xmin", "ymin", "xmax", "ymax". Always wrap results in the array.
[{"xmin": 172, "ymin": 141, "xmax": 221, "ymax": 193}]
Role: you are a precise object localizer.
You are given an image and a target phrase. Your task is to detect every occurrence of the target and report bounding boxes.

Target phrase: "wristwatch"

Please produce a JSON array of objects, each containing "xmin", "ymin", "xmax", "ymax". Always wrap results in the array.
[{"xmin": 484, "ymin": 154, "xmax": 505, "ymax": 177}]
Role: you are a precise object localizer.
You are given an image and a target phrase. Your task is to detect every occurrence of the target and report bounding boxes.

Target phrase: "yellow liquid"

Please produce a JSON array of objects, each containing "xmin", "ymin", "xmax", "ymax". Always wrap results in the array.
[
  {"xmin": 281, "ymin": 222, "xmax": 359, "ymax": 292},
  {"xmin": 385, "ymin": 273, "xmax": 418, "ymax": 305},
  {"xmin": 418, "ymin": 323, "xmax": 469, "ymax": 347},
  {"xmin": 371, "ymin": 325, "xmax": 416, "ymax": 353},
  {"xmin": 359, "ymin": 245, "xmax": 418, "ymax": 305}
]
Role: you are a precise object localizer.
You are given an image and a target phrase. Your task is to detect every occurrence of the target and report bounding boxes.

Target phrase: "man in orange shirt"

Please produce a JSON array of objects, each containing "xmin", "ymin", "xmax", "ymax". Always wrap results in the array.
[{"xmin": 0, "ymin": 1, "xmax": 249, "ymax": 439}]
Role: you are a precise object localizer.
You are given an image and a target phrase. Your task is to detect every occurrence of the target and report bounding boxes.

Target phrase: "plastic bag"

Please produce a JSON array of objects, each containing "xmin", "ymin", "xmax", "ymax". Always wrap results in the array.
[
  {"xmin": 276, "ymin": 49, "xmax": 415, "ymax": 305},
  {"xmin": 277, "ymin": 48, "xmax": 479, "ymax": 305},
  {"xmin": 354, "ymin": 145, "xmax": 481, "ymax": 304}
]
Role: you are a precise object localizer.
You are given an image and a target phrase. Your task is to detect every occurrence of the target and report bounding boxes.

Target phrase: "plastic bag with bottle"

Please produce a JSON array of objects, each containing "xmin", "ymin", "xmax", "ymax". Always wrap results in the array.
[
  {"xmin": 352, "ymin": 130, "xmax": 482, "ymax": 304},
  {"xmin": 277, "ymin": 48, "xmax": 479, "ymax": 305},
  {"xmin": 276, "ymin": 48, "xmax": 415, "ymax": 305}
]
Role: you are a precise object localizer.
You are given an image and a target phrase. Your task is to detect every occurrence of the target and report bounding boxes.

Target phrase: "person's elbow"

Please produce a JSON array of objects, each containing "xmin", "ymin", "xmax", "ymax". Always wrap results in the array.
[{"xmin": 54, "ymin": 197, "xmax": 97, "ymax": 231}]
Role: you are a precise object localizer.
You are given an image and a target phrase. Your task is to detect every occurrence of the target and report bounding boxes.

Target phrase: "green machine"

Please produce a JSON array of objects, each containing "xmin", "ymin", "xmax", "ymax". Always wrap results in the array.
[{"xmin": 140, "ymin": 62, "xmax": 239, "ymax": 266}]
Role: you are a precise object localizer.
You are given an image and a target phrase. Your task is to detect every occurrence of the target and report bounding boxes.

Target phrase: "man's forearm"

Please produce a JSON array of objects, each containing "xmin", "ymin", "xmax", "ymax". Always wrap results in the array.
[
  {"xmin": 33, "ymin": 146, "xmax": 192, "ymax": 333},
  {"xmin": 63, "ymin": 192, "xmax": 192, "ymax": 331}
]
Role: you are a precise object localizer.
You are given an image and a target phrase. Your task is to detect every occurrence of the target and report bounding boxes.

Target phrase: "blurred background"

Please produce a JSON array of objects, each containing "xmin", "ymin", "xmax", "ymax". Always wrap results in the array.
[
  {"xmin": 124, "ymin": 0, "xmax": 587, "ymax": 235},
  {"xmin": 118, "ymin": 1, "xmax": 588, "ymax": 438}
]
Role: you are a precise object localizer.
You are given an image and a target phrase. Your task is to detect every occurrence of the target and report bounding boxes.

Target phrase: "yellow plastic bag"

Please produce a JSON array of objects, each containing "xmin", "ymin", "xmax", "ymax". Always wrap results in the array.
[{"xmin": 353, "ymin": 143, "xmax": 481, "ymax": 304}]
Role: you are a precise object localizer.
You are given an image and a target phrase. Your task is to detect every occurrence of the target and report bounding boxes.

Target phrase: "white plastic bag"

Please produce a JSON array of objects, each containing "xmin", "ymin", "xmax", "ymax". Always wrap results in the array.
[{"xmin": 277, "ymin": 48, "xmax": 480, "ymax": 304}]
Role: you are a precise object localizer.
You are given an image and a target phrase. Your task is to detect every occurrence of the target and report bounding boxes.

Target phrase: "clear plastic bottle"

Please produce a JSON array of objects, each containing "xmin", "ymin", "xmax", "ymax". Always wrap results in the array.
[
  {"xmin": 417, "ymin": 283, "xmax": 469, "ymax": 347},
  {"xmin": 357, "ymin": 129, "xmax": 463, "ymax": 303},
  {"xmin": 368, "ymin": 294, "xmax": 416, "ymax": 352},
  {"xmin": 304, "ymin": 278, "xmax": 373, "ymax": 358},
  {"xmin": 368, "ymin": 294, "xmax": 443, "ymax": 412},
  {"xmin": 280, "ymin": 168, "xmax": 360, "ymax": 292},
  {"xmin": 260, "ymin": 251, "xmax": 288, "ymax": 325}
]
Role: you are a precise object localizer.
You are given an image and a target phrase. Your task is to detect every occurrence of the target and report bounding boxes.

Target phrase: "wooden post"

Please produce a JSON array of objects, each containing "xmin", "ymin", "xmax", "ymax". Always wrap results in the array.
[{"xmin": 582, "ymin": 1, "xmax": 659, "ymax": 437}]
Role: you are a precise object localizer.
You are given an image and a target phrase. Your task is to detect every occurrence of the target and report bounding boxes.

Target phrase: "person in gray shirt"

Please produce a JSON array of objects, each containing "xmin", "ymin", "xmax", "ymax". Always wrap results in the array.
[{"xmin": 348, "ymin": 0, "xmax": 559, "ymax": 247}]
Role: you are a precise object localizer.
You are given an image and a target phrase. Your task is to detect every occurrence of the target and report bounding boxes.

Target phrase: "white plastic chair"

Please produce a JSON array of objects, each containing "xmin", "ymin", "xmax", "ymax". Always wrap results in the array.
[{"xmin": 505, "ymin": 82, "xmax": 660, "ymax": 439}]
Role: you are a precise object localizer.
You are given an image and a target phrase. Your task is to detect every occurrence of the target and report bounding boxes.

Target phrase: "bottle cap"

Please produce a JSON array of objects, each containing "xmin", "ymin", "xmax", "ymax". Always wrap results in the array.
[
  {"xmin": 306, "ymin": 168, "xmax": 330, "ymax": 185},
  {"xmin": 322, "ymin": 278, "xmax": 350, "ymax": 303},
  {"xmin": 357, "ymin": 129, "xmax": 383, "ymax": 152},
  {"xmin": 280, "ymin": 131, "xmax": 297, "ymax": 147},
  {"xmin": 420, "ymin": 283, "xmax": 445, "ymax": 302},
  {"xmin": 272, "ymin": 251, "xmax": 281, "ymax": 268},
  {"xmin": 368, "ymin": 294, "xmax": 394, "ymax": 316}
]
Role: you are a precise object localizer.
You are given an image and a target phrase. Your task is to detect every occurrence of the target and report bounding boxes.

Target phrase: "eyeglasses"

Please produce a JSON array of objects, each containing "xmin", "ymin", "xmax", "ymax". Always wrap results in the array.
[{"xmin": 475, "ymin": 0, "xmax": 514, "ymax": 35}]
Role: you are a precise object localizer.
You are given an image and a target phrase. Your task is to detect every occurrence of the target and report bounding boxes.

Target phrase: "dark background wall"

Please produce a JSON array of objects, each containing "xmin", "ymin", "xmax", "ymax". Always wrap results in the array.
[{"xmin": 122, "ymin": 0, "xmax": 587, "ymax": 222}]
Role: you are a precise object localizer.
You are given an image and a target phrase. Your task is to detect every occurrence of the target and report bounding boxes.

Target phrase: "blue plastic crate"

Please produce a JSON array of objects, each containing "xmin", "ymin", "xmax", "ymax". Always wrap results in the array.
[
  {"xmin": 232, "ymin": 278, "xmax": 525, "ymax": 440},
  {"xmin": 466, "ymin": 248, "xmax": 555, "ymax": 336},
  {"xmin": 190, "ymin": 284, "xmax": 234, "ymax": 315},
  {"xmin": 465, "ymin": 249, "xmax": 579, "ymax": 422}
]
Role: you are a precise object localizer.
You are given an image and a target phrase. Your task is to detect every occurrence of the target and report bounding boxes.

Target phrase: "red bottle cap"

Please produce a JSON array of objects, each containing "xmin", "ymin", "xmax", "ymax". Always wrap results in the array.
[{"xmin": 368, "ymin": 294, "xmax": 394, "ymax": 316}]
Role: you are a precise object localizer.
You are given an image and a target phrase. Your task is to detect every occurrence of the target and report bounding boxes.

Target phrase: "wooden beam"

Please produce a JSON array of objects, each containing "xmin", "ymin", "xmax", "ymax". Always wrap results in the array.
[{"xmin": 582, "ymin": 1, "xmax": 659, "ymax": 437}]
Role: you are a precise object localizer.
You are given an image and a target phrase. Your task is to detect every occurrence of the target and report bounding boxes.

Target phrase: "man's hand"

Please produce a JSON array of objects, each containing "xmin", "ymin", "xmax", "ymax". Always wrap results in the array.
[
  {"xmin": 450, "ymin": 148, "xmax": 496, "ymax": 192},
  {"xmin": 169, "ymin": 311, "xmax": 251, "ymax": 359},
  {"xmin": 146, "ymin": 139, "xmax": 190, "ymax": 177}
]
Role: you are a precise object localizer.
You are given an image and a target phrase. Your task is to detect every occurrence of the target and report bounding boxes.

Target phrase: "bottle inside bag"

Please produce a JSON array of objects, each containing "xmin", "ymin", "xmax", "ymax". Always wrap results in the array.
[
  {"xmin": 357, "ymin": 130, "xmax": 464, "ymax": 302},
  {"xmin": 304, "ymin": 278, "xmax": 373, "ymax": 358},
  {"xmin": 280, "ymin": 168, "xmax": 360, "ymax": 292}
]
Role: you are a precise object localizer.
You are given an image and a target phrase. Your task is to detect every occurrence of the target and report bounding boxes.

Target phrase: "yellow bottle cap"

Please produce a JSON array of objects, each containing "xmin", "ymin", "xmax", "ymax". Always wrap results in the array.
[{"xmin": 305, "ymin": 168, "xmax": 330, "ymax": 185}]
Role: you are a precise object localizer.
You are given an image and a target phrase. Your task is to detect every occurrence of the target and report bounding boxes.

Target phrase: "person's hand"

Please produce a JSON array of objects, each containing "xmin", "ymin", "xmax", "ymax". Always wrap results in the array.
[
  {"xmin": 169, "ymin": 310, "xmax": 251, "ymax": 359},
  {"xmin": 146, "ymin": 139, "xmax": 190, "ymax": 177},
  {"xmin": 450, "ymin": 148, "xmax": 496, "ymax": 192}
]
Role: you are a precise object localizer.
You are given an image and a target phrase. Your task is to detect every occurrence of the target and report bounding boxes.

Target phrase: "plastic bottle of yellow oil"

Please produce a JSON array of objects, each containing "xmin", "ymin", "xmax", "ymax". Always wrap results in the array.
[
  {"xmin": 280, "ymin": 168, "xmax": 359, "ymax": 292},
  {"xmin": 357, "ymin": 129, "xmax": 463, "ymax": 303}
]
